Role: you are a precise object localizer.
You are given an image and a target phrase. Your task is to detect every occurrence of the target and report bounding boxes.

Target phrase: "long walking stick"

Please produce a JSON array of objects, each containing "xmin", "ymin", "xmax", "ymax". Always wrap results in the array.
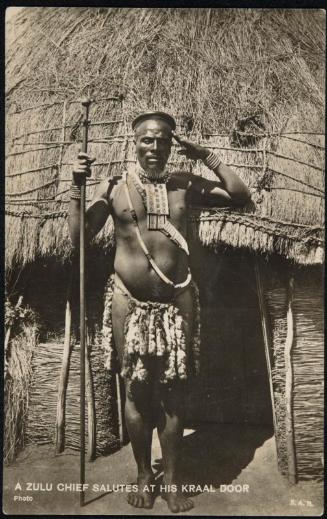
[{"xmin": 80, "ymin": 97, "xmax": 91, "ymax": 507}]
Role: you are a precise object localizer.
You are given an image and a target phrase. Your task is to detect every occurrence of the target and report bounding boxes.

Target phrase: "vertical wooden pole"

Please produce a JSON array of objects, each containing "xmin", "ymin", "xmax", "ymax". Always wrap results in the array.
[
  {"xmin": 80, "ymin": 98, "xmax": 91, "ymax": 507},
  {"xmin": 85, "ymin": 328, "xmax": 96, "ymax": 461},
  {"xmin": 58, "ymin": 100, "xmax": 67, "ymax": 172},
  {"xmin": 116, "ymin": 373, "xmax": 124, "ymax": 446},
  {"xmin": 284, "ymin": 277, "xmax": 297, "ymax": 484},
  {"xmin": 55, "ymin": 297, "xmax": 72, "ymax": 453},
  {"xmin": 254, "ymin": 258, "xmax": 280, "ymax": 459}
]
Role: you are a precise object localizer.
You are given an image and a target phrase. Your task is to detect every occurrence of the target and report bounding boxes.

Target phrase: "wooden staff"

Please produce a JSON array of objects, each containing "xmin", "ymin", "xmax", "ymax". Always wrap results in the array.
[
  {"xmin": 80, "ymin": 97, "xmax": 91, "ymax": 507},
  {"xmin": 86, "ymin": 327, "xmax": 96, "ymax": 461}
]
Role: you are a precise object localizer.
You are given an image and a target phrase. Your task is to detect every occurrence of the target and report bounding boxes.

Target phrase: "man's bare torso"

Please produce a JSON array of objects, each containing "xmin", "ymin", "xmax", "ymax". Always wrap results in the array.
[{"xmin": 110, "ymin": 172, "xmax": 191, "ymax": 302}]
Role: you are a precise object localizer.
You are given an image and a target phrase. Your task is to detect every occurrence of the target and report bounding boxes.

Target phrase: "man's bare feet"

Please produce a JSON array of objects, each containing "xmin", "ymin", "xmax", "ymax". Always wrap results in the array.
[
  {"xmin": 127, "ymin": 473, "xmax": 155, "ymax": 509},
  {"xmin": 162, "ymin": 489, "xmax": 194, "ymax": 513}
]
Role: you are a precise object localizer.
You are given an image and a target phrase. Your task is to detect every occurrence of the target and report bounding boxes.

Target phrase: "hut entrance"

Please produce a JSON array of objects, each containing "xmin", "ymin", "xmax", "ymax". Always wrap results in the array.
[
  {"xmin": 11, "ymin": 247, "xmax": 274, "ymax": 462},
  {"xmin": 186, "ymin": 245, "xmax": 274, "ymax": 432}
]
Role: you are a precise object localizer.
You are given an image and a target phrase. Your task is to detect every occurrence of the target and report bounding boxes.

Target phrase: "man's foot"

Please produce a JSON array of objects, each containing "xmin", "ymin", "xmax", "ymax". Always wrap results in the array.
[
  {"xmin": 127, "ymin": 474, "xmax": 155, "ymax": 509},
  {"xmin": 162, "ymin": 489, "xmax": 194, "ymax": 513}
]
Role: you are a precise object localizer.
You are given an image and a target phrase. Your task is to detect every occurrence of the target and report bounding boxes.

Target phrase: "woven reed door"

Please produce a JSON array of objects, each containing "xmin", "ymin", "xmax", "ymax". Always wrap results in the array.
[{"xmin": 254, "ymin": 258, "xmax": 324, "ymax": 483}]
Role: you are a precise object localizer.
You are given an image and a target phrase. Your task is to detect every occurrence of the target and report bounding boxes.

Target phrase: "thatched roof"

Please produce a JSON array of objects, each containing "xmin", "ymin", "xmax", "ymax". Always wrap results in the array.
[{"xmin": 6, "ymin": 8, "xmax": 325, "ymax": 271}]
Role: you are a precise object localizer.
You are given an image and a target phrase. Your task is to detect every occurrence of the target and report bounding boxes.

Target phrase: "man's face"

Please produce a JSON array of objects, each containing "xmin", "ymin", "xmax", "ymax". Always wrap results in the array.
[{"xmin": 134, "ymin": 119, "xmax": 172, "ymax": 174}]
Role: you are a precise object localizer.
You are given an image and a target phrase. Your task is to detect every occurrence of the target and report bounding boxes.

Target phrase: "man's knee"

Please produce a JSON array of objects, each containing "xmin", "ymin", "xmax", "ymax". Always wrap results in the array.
[
  {"xmin": 159, "ymin": 381, "xmax": 185, "ymax": 417},
  {"xmin": 125, "ymin": 380, "xmax": 153, "ymax": 414}
]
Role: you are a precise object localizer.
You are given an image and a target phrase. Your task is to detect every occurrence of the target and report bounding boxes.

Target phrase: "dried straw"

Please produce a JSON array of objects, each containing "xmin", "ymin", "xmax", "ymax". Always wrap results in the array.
[
  {"xmin": 265, "ymin": 285, "xmax": 289, "ymax": 476},
  {"xmin": 4, "ymin": 325, "xmax": 38, "ymax": 464},
  {"xmin": 5, "ymin": 8, "xmax": 325, "ymax": 270},
  {"xmin": 25, "ymin": 338, "xmax": 119, "ymax": 456},
  {"xmin": 291, "ymin": 278, "xmax": 324, "ymax": 481},
  {"xmin": 264, "ymin": 265, "xmax": 324, "ymax": 481},
  {"xmin": 5, "ymin": 131, "xmax": 324, "ymax": 269}
]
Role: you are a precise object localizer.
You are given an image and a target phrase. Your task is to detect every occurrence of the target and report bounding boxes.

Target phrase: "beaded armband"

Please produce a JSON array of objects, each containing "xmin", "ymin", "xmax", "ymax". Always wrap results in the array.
[
  {"xmin": 203, "ymin": 151, "xmax": 222, "ymax": 170},
  {"xmin": 70, "ymin": 184, "xmax": 81, "ymax": 200}
]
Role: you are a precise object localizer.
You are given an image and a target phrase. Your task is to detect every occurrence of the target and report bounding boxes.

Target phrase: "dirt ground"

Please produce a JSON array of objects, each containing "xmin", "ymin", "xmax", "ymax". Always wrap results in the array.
[{"xmin": 3, "ymin": 424, "xmax": 323, "ymax": 516}]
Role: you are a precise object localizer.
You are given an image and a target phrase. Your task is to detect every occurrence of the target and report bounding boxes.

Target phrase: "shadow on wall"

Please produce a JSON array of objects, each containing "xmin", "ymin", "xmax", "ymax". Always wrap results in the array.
[{"xmin": 153, "ymin": 423, "xmax": 273, "ymax": 495}]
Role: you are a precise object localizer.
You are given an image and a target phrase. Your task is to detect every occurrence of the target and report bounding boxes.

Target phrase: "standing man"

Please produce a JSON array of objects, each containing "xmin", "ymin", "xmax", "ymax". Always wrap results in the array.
[{"xmin": 68, "ymin": 111, "xmax": 250, "ymax": 513}]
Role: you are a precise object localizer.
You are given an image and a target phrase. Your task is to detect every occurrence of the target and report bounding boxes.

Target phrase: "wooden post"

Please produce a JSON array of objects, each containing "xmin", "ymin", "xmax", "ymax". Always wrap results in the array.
[
  {"xmin": 55, "ymin": 298, "xmax": 72, "ymax": 453},
  {"xmin": 284, "ymin": 277, "xmax": 297, "ymax": 484},
  {"xmin": 254, "ymin": 257, "xmax": 280, "ymax": 459}
]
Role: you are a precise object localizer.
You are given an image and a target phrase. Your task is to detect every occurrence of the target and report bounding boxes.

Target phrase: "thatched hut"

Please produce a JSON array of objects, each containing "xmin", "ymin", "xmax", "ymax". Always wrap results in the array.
[{"xmin": 5, "ymin": 8, "xmax": 324, "ymax": 483}]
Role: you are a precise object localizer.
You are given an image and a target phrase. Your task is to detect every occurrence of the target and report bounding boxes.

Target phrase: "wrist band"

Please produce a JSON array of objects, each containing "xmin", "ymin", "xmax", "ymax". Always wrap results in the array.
[
  {"xmin": 70, "ymin": 184, "xmax": 81, "ymax": 200},
  {"xmin": 203, "ymin": 151, "xmax": 222, "ymax": 170}
]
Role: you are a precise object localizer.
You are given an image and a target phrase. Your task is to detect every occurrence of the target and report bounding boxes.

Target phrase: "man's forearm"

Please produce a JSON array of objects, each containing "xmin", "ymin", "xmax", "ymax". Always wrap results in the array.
[
  {"xmin": 201, "ymin": 149, "xmax": 251, "ymax": 203},
  {"xmin": 68, "ymin": 181, "xmax": 111, "ymax": 247}
]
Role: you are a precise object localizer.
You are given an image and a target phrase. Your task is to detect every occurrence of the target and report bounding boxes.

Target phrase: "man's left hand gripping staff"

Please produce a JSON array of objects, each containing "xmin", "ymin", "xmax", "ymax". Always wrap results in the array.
[
  {"xmin": 68, "ymin": 152, "xmax": 112, "ymax": 247},
  {"xmin": 72, "ymin": 152, "xmax": 96, "ymax": 185}
]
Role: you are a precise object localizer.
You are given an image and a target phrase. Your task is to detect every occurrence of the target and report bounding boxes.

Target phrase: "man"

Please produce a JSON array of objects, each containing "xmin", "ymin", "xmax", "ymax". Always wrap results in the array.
[{"xmin": 68, "ymin": 111, "xmax": 250, "ymax": 513}]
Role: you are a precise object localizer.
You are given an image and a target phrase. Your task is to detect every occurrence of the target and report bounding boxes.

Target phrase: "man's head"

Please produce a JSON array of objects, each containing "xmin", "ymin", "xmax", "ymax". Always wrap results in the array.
[{"xmin": 132, "ymin": 112, "xmax": 176, "ymax": 175}]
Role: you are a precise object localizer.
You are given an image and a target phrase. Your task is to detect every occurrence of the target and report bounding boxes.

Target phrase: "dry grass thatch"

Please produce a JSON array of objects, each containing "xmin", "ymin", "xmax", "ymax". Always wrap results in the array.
[
  {"xmin": 4, "ymin": 324, "xmax": 38, "ymax": 464},
  {"xmin": 25, "ymin": 339, "xmax": 119, "ymax": 455},
  {"xmin": 5, "ymin": 8, "xmax": 325, "ymax": 271},
  {"xmin": 264, "ymin": 267, "xmax": 324, "ymax": 481}
]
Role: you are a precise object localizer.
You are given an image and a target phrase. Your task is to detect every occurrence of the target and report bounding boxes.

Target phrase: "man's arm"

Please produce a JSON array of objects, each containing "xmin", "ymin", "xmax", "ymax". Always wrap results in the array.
[
  {"xmin": 173, "ymin": 134, "xmax": 251, "ymax": 207},
  {"xmin": 68, "ymin": 152, "xmax": 111, "ymax": 248}
]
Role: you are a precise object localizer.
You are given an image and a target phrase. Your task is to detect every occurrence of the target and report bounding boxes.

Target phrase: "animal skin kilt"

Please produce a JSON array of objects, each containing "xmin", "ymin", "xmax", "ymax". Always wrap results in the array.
[{"xmin": 101, "ymin": 275, "xmax": 201, "ymax": 384}]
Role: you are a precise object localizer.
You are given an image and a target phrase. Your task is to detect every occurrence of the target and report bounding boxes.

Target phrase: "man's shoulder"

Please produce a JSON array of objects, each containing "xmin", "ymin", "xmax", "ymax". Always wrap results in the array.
[
  {"xmin": 95, "ymin": 175, "xmax": 123, "ymax": 202},
  {"xmin": 107, "ymin": 175, "xmax": 123, "ymax": 199},
  {"xmin": 170, "ymin": 171, "xmax": 196, "ymax": 188},
  {"xmin": 109, "ymin": 174, "xmax": 123, "ymax": 185}
]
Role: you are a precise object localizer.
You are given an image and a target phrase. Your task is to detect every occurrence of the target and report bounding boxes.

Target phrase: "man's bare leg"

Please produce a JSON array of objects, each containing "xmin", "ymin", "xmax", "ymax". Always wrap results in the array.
[
  {"xmin": 112, "ymin": 290, "xmax": 155, "ymax": 509},
  {"xmin": 157, "ymin": 286, "xmax": 194, "ymax": 513},
  {"xmin": 124, "ymin": 381, "xmax": 155, "ymax": 508},
  {"xmin": 157, "ymin": 383, "xmax": 193, "ymax": 513}
]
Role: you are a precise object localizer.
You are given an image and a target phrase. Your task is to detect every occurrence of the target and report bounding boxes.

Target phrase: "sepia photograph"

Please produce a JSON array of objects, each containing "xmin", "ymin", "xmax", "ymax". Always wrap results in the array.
[{"xmin": 3, "ymin": 6, "xmax": 325, "ymax": 515}]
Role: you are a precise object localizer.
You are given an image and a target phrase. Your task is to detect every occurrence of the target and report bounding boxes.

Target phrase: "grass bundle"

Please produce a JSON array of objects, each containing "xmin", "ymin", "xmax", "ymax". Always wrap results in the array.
[{"xmin": 4, "ymin": 324, "xmax": 38, "ymax": 464}]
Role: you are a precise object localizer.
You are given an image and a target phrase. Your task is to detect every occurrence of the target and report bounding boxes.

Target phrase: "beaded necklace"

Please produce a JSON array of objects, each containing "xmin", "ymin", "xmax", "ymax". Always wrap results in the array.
[
  {"xmin": 134, "ymin": 162, "xmax": 171, "ymax": 230},
  {"xmin": 138, "ymin": 168, "xmax": 171, "ymax": 184},
  {"xmin": 130, "ymin": 167, "xmax": 189, "ymax": 256},
  {"xmin": 123, "ymin": 171, "xmax": 192, "ymax": 289}
]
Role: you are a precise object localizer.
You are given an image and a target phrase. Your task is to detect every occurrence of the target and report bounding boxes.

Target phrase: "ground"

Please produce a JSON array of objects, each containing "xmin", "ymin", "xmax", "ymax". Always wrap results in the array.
[{"xmin": 3, "ymin": 425, "xmax": 323, "ymax": 516}]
